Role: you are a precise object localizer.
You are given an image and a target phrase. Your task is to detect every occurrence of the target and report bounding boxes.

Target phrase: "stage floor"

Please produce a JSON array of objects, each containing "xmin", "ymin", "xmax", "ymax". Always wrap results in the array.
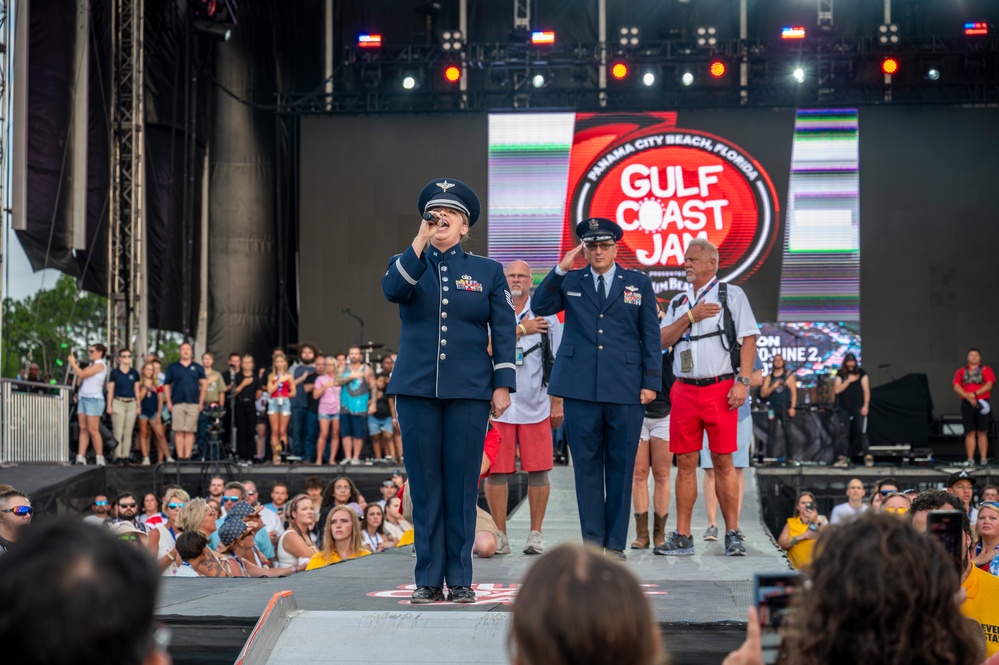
[{"xmin": 157, "ymin": 466, "xmax": 791, "ymax": 665}]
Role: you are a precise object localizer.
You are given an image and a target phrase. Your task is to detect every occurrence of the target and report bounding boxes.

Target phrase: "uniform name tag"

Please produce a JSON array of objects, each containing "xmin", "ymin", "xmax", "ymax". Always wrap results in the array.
[
  {"xmin": 680, "ymin": 349, "xmax": 694, "ymax": 373},
  {"xmin": 455, "ymin": 275, "xmax": 483, "ymax": 292},
  {"xmin": 567, "ymin": 291, "xmax": 582, "ymax": 297}
]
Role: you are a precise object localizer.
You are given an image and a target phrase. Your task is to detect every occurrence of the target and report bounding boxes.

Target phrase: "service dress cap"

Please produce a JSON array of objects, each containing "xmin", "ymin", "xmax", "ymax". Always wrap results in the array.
[
  {"xmin": 418, "ymin": 178, "xmax": 481, "ymax": 225},
  {"xmin": 575, "ymin": 217, "xmax": 624, "ymax": 244}
]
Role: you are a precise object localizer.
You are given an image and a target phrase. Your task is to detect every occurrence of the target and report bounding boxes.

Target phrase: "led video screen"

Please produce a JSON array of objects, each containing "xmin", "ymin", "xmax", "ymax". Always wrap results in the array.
[{"xmin": 487, "ymin": 110, "xmax": 862, "ymax": 387}]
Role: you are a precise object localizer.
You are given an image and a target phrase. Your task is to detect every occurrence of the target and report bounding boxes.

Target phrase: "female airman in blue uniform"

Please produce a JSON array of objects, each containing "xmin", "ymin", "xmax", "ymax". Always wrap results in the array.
[{"xmin": 382, "ymin": 178, "xmax": 516, "ymax": 603}]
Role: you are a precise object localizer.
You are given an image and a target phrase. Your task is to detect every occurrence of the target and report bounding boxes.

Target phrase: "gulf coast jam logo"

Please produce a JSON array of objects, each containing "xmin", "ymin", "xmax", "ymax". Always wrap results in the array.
[{"xmin": 569, "ymin": 129, "xmax": 780, "ymax": 292}]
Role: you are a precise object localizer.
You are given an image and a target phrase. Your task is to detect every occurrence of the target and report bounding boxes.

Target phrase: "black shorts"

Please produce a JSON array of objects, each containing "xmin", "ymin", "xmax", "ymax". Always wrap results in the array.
[{"xmin": 961, "ymin": 399, "xmax": 991, "ymax": 433}]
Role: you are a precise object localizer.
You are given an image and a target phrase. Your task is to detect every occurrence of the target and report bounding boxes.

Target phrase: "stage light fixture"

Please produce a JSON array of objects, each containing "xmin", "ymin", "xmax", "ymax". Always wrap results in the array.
[
  {"xmin": 681, "ymin": 71, "xmax": 694, "ymax": 86},
  {"xmin": 792, "ymin": 67, "xmax": 806, "ymax": 83},
  {"xmin": 926, "ymin": 67, "xmax": 941, "ymax": 81},
  {"xmin": 358, "ymin": 34, "xmax": 382, "ymax": 48},
  {"xmin": 618, "ymin": 26, "xmax": 640, "ymax": 47},
  {"xmin": 877, "ymin": 23, "xmax": 900, "ymax": 45},
  {"xmin": 193, "ymin": 17, "xmax": 231, "ymax": 41},
  {"xmin": 781, "ymin": 26, "xmax": 806, "ymax": 40},
  {"xmin": 881, "ymin": 57, "xmax": 899, "ymax": 75},
  {"xmin": 443, "ymin": 64, "xmax": 461, "ymax": 83},
  {"xmin": 709, "ymin": 60, "xmax": 726, "ymax": 78},
  {"xmin": 610, "ymin": 62, "xmax": 629, "ymax": 80},
  {"xmin": 964, "ymin": 22, "xmax": 989, "ymax": 36},
  {"xmin": 361, "ymin": 66, "xmax": 382, "ymax": 89},
  {"xmin": 532, "ymin": 73, "xmax": 547, "ymax": 88},
  {"xmin": 642, "ymin": 71, "xmax": 656, "ymax": 87},
  {"xmin": 441, "ymin": 30, "xmax": 464, "ymax": 52},
  {"xmin": 531, "ymin": 31, "xmax": 556, "ymax": 45},
  {"xmin": 696, "ymin": 26, "xmax": 717, "ymax": 47}
]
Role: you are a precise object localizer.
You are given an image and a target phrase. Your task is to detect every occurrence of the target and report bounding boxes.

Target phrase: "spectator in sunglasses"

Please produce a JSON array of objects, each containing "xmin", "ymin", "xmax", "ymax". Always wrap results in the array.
[
  {"xmin": 880, "ymin": 491, "xmax": 911, "ymax": 516},
  {"xmin": 0, "ymin": 489, "xmax": 32, "ymax": 554},
  {"xmin": 110, "ymin": 492, "xmax": 146, "ymax": 534},
  {"xmin": 146, "ymin": 488, "xmax": 190, "ymax": 575},
  {"xmin": 206, "ymin": 482, "xmax": 277, "ymax": 564},
  {"xmin": 0, "ymin": 519, "xmax": 170, "ymax": 665},
  {"xmin": 242, "ymin": 480, "xmax": 284, "ymax": 547},
  {"xmin": 870, "ymin": 477, "xmax": 900, "ymax": 513},
  {"xmin": 84, "ymin": 494, "xmax": 112, "ymax": 526}
]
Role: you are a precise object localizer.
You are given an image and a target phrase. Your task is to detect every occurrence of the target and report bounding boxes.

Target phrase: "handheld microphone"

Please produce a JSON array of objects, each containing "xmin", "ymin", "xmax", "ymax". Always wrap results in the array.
[{"xmin": 423, "ymin": 212, "xmax": 440, "ymax": 223}]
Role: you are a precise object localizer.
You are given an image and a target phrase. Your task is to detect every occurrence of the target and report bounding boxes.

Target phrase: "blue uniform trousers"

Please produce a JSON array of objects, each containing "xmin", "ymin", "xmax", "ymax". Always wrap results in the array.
[
  {"xmin": 563, "ymin": 398, "xmax": 645, "ymax": 551},
  {"xmin": 396, "ymin": 395, "xmax": 490, "ymax": 588}
]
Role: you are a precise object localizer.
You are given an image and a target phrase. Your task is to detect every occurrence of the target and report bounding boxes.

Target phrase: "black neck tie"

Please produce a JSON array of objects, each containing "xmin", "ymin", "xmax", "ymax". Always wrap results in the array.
[{"xmin": 597, "ymin": 275, "xmax": 606, "ymax": 306}]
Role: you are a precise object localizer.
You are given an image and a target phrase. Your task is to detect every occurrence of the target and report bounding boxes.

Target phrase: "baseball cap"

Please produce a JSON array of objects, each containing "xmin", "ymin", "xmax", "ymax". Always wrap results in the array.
[{"xmin": 946, "ymin": 469, "xmax": 977, "ymax": 488}]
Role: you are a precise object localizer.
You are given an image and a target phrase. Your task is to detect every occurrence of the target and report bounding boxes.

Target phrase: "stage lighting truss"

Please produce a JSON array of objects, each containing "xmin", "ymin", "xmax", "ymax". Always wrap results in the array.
[
  {"xmin": 878, "ymin": 23, "xmax": 900, "ymax": 45},
  {"xmin": 619, "ymin": 26, "xmax": 640, "ymax": 48},
  {"xmin": 696, "ymin": 26, "xmax": 718, "ymax": 48},
  {"xmin": 441, "ymin": 30, "xmax": 464, "ymax": 52}
]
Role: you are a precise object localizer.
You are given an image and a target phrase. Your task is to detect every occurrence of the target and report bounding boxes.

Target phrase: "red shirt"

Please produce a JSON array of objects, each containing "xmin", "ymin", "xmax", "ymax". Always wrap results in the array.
[{"xmin": 953, "ymin": 365, "xmax": 995, "ymax": 401}]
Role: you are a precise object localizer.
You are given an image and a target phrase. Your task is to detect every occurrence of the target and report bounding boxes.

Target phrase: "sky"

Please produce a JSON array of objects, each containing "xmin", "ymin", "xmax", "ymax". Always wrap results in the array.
[{"xmin": 3, "ymin": 218, "xmax": 63, "ymax": 301}]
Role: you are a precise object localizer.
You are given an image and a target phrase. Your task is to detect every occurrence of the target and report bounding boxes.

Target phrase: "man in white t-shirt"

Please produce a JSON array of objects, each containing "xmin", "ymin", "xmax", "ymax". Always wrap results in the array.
[{"xmin": 830, "ymin": 478, "xmax": 871, "ymax": 525}]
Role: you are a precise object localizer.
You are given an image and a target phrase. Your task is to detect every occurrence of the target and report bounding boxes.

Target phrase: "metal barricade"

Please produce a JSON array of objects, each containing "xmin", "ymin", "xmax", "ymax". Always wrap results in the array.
[{"xmin": 0, "ymin": 379, "xmax": 71, "ymax": 463}]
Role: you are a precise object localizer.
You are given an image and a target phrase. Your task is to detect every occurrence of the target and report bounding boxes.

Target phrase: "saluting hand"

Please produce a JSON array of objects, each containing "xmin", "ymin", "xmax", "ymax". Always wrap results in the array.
[{"xmin": 557, "ymin": 243, "xmax": 584, "ymax": 272}]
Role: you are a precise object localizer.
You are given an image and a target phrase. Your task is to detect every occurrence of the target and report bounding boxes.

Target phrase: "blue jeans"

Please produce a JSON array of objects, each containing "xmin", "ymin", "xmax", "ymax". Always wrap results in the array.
[
  {"xmin": 303, "ymin": 411, "xmax": 320, "ymax": 462},
  {"xmin": 290, "ymin": 405, "xmax": 309, "ymax": 457}
]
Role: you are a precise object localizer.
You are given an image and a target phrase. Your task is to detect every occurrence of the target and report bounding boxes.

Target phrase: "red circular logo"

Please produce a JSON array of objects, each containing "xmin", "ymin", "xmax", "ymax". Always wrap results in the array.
[{"xmin": 570, "ymin": 129, "xmax": 779, "ymax": 286}]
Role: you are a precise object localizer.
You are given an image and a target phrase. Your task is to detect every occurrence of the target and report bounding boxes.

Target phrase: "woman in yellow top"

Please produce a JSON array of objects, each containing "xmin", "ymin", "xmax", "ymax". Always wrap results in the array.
[
  {"xmin": 306, "ymin": 505, "xmax": 372, "ymax": 570},
  {"xmin": 777, "ymin": 492, "xmax": 828, "ymax": 569}
]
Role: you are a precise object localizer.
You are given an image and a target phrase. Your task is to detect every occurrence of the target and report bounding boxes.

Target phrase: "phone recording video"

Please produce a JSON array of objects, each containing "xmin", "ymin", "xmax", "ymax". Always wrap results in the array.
[
  {"xmin": 754, "ymin": 571, "xmax": 801, "ymax": 665},
  {"xmin": 926, "ymin": 510, "xmax": 965, "ymax": 574}
]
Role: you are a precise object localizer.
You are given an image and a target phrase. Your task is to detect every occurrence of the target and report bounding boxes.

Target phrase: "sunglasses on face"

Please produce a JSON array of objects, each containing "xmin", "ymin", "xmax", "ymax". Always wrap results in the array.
[
  {"xmin": 878, "ymin": 490, "xmax": 899, "ymax": 496},
  {"xmin": 221, "ymin": 496, "xmax": 240, "ymax": 503},
  {"xmin": 1, "ymin": 506, "xmax": 32, "ymax": 516},
  {"xmin": 167, "ymin": 502, "xmax": 185, "ymax": 510},
  {"xmin": 980, "ymin": 502, "xmax": 999, "ymax": 510},
  {"xmin": 119, "ymin": 503, "xmax": 137, "ymax": 509},
  {"xmin": 95, "ymin": 501, "xmax": 109, "ymax": 506},
  {"xmin": 883, "ymin": 506, "xmax": 909, "ymax": 514}
]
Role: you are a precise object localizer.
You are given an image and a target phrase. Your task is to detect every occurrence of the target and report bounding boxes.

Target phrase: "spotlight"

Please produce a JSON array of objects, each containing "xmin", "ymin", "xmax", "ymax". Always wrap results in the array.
[
  {"xmin": 441, "ymin": 30, "xmax": 464, "ymax": 52},
  {"xmin": 402, "ymin": 75, "xmax": 417, "ymax": 90},
  {"xmin": 792, "ymin": 67, "xmax": 806, "ymax": 83},
  {"xmin": 610, "ymin": 62, "xmax": 629, "ymax": 80},
  {"xmin": 443, "ymin": 64, "xmax": 461, "ymax": 83},
  {"xmin": 618, "ymin": 26, "xmax": 640, "ymax": 48},
  {"xmin": 193, "ymin": 17, "xmax": 231, "ymax": 41},
  {"xmin": 781, "ymin": 26, "xmax": 806, "ymax": 40},
  {"xmin": 881, "ymin": 57, "xmax": 899, "ymax": 75},
  {"xmin": 964, "ymin": 22, "xmax": 989, "ymax": 36},
  {"xmin": 926, "ymin": 68, "xmax": 941, "ymax": 81},
  {"xmin": 532, "ymin": 73, "xmax": 547, "ymax": 88},
  {"xmin": 531, "ymin": 31, "xmax": 555, "ymax": 45},
  {"xmin": 681, "ymin": 71, "xmax": 694, "ymax": 86},
  {"xmin": 642, "ymin": 71, "xmax": 656, "ymax": 87},
  {"xmin": 400, "ymin": 69, "xmax": 421, "ymax": 90},
  {"xmin": 358, "ymin": 34, "xmax": 382, "ymax": 48},
  {"xmin": 709, "ymin": 60, "xmax": 726, "ymax": 78},
  {"xmin": 696, "ymin": 26, "xmax": 717, "ymax": 48},
  {"xmin": 878, "ymin": 23, "xmax": 900, "ymax": 45}
]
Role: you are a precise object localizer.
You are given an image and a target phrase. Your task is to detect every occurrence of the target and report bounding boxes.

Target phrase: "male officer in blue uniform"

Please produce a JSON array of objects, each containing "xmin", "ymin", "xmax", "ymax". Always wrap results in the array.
[
  {"xmin": 532, "ymin": 218, "xmax": 661, "ymax": 559},
  {"xmin": 382, "ymin": 178, "xmax": 516, "ymax": 603}
]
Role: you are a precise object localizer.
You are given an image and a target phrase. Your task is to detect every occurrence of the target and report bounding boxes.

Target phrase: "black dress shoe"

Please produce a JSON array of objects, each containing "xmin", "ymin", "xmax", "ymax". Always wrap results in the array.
[
  {"xmin": 411, "ymin": 586, "xmax": 445, "ymax": 604},
  {"xmin": 605, "ymin": 548, "xmax": 627, "ymax": 561},
  {"xmin": 447, "ymin": 586, "xmax": 476, "ymax": 603}
]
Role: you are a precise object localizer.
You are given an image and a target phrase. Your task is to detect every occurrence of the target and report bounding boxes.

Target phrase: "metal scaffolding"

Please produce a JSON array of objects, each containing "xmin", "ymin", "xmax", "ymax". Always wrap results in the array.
[{"xmin": 108, "ymin": 0, "xmax": 146, "ymax": 357}]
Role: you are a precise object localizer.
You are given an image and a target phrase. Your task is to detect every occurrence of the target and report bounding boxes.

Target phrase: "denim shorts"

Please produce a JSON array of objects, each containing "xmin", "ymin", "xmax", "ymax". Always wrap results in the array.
[
  {"xmin": 319, "ymin": 412, "xmax": 339, "ymax": 421},
  {"xmin": 267, "ymin": 397, "xmax": 291, "ymax": 416},
  {"xmin": 78, "ymin": 396, "xmax": 106, "ymax": 417},
  {"xmin": 368, "ymin": 416, "xmax": 394, "ymax": 436}
]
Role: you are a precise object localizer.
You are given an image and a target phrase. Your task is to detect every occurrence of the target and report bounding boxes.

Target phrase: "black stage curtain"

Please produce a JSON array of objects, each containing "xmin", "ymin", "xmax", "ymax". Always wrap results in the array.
[{"xmin": 868, "ymin": 373, "xmax": 933, "ymax": 448}]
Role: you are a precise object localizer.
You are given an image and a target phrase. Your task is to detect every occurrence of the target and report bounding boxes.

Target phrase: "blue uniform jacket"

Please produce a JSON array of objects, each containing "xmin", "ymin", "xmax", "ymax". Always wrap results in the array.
[
  {"xmin": 382, "ymin": 243, "xmax": 517, "ymax": 400},
  {"xmin": 532, "ymin": 263, "xmax": 661, "ymax": 404}
]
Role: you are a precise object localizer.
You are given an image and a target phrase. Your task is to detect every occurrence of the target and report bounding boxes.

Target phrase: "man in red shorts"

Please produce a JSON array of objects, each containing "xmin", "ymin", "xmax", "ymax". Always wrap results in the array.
[
  {"xmin": 657, "ymin": 239, "xmax": 759, "ymax": 557},
  {"xmin": 486, "ymin": 260, "xmax": 564, "ymax": 555}
]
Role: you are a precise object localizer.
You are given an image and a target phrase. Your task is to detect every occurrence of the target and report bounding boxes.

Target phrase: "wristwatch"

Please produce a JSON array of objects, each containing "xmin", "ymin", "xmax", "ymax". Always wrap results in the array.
[{"xmin": 737, "ymin": 375, "xmax": 751, "ymax": 386}]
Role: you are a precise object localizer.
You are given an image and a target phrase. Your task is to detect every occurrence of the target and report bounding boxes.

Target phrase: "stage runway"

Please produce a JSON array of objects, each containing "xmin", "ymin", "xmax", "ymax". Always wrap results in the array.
[{"xmin": 157, "ymin": 466, "xmax": 792, "ymax": 665}]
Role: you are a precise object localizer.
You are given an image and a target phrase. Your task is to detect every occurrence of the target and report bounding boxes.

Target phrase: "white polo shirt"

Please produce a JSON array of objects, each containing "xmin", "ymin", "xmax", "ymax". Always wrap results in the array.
[
  {"xmin": 495, "ymin": 296, "xmax": 563, "ymax": 425},
  {"xmin": 665, "ymin": 278, "xmax": 759, "ymax": 380}
]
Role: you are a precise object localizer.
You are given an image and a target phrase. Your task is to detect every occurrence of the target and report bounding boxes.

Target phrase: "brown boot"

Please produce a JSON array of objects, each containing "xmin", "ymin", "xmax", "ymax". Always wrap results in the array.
[
  {"xmin": 630, "ymin": 512, "xmax": 650, "ymax": 549},
  {"xmin": 653, "ymin": 513, "xmax": 668, "ymax": 548},
  {"xmin": 271, "ymin": 441, "xmax": 283, "ymax": 465}
]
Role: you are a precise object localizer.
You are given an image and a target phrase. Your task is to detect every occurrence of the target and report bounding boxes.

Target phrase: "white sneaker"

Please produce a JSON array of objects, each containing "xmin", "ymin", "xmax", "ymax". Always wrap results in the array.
[
  {"xmin": 76, "ymin": 454, "xmax": 87, "ymax": 465},
  {"xmin": 495, "ymin": 531, "xmax": 511, "ymax": 555},
  {"xmin": 141, "ymin": 456, "xmax": 151, "ymax": 466},
  {"xmin": 166, "ymin": 456, "xmax": 175, "ymax": 463},
  {"xmin": 524, "ymin": 530, "xmax": 544, "ymax": 555},
  {"xmin": 96, "ymin": 455, "xmax": 106, "ymax": 467}
]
